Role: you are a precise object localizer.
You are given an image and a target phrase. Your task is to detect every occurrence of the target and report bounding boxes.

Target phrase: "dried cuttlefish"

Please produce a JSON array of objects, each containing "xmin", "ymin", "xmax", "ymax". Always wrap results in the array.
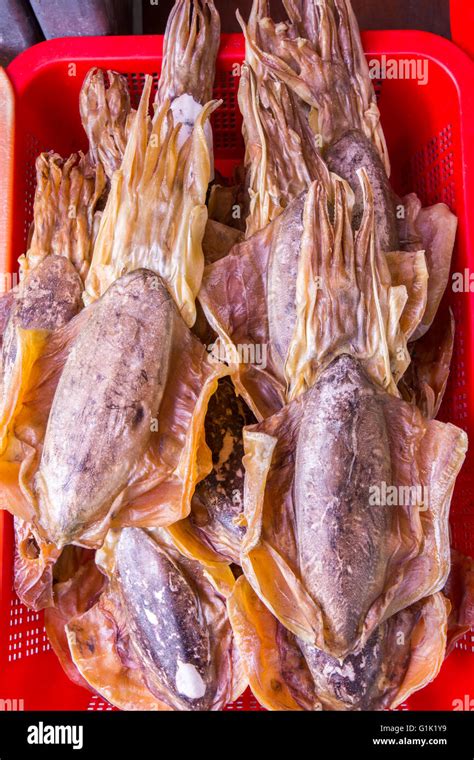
[
  {"xmin": 240, "ymin": 355, "xmax": 467, "ymax": 658},
  {"xmin": 242, "ymin": 0, "xmax": 458, "ymax": 318},
  {"xmin": 46, "ymin": 527, "xmax": 246, "ymax": 711},
  {"xmin": 19, "ymin": 152, "xmax": 106, "ymax": 281},
  {"xmin": 228, "ymin": 576, "xmax": 450, "ymax": 711},
  {"xmin": 0, "ymin": 269, "xmax": 227, "ymax": 550},
  {"xmin": 84, "ymin": 75, "xmax": 219, "ymax": 327},
  {"xmin": 0, "ymin": 256, "xmax": 84, "ymax": 609},
  {"xmin": 79, "ymin": 68, "xmax": 134, "ymax": 182},
  {"xmin": 200, "ymin": 172, "xmax": 426, "ymax": 419}
]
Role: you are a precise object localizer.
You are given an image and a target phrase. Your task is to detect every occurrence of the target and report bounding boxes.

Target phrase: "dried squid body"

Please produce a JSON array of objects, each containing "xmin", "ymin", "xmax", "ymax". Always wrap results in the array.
[
  {"xmin": 0, "ymin": 256, "xmax": 84, "ymax": 609},
  {"xmin": 242, "ymin": 0, "xmax": 457, "ymax": 338},
  {"xmin": 228, "ymin": 576, "xmax": 450, "ymax": 711},
  {"xmin": 240, "ymin": 355, "xmax": 467, "ymax": 657},
  {"xmin": 0, "ymin": 269, "xmax": 227, "ymax": 550},
  {"xmin": 200, "ymin": 173, "xmax": 426, "ymax": 419},
  {"xmin": 49, "ymin": 527, "xmax": 246, "ymax": 711}
]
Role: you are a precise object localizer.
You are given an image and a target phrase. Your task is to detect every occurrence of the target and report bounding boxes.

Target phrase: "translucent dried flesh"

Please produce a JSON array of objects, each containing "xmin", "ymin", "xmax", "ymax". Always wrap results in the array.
[
  {"xmin": 240, "ymin": 355, "xmax": 467, "ymax": 657},
  {"xmin": 84, "ymin": 76, "xmax": 219, "ymax": 327},
  {"xmin": 399, "ymin": 307, "xmax": 455, "ymax": 419},
  {"xmin": 0, "ymin": 256, "xmax": 83, "ymax": 458},
  {"xmin": 237, "ymin": 57, "xmax": 330, "ymax": 237},
  {"xmin": 399, "ymin": 193, "xmax": 458, "ymax": 340},
  {"xmin": 53, "ymin": 528, "xmax": 246, "ymax": 711},
  {"xmin": 228, "ymin": 576, "xmax": 450, "ymax": 711},
  {"xmin": 199, "ymin": 174, "xmax": 416, "ymax": 419},
  {"xmin": 45, "ymin": 557, "xmax": 107, "ymax": 690},
  {"xmin": 0, "ymin": 270, "xmax": 227, "ymax": 550},
  {"xmin": 0, "ymin": 258, "xmax": 85, "ymax": 607},
  {"xmin": 14, "ymin": 520, "xmax": 94, "ymax": 613}
]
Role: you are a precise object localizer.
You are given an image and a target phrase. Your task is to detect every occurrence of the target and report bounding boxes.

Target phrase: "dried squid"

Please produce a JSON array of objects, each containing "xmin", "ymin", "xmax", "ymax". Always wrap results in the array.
[
  {"xmin": 229, "ymin": 576, "xmax": 449, "ymax": 711},
  {"xmin": 0, "ymin": 256, "xmax": 84, "ymax": 609},
  {"xmin": 239, "ymin": 355, "xmax": 466, "ymax": 656},
  {"xmin": 45, "ymin": 527, "xmax": 246, "ymax": 711},
  {"xmin": 0, "ymin": 269, "xmax": 226, "ymax": 551}
]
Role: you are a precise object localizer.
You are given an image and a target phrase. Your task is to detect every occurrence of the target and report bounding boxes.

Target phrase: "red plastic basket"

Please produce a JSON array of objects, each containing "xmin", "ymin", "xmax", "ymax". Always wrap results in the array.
[{"xmin": 1, "ymin": 30, "xmax": 474, "ymax": 711}]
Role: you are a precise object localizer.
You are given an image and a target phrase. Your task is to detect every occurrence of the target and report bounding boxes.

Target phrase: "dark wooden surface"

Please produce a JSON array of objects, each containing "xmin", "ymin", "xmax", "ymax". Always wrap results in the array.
[{"xmin": 143, "ymin": 0, "xmax": 451, "ymax": 38}]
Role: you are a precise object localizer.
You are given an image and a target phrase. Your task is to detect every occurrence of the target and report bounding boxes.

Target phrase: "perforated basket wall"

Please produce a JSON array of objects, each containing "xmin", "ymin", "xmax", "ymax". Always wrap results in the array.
[{"xmin": 1, "ymin": 32, "xmax": 474, "ymax": 711}]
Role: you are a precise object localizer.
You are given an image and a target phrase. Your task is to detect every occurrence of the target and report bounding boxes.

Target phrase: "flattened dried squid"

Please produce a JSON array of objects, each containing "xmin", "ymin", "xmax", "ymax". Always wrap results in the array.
[
  {"xmin": 229, "ymin": 577, "xmax": 449, "ymax": 711},
  {"xmin": 0, "ymin": 269, "xmax": 227, "ymax": 549},
  {"xmin": 240, "ymin": 355, "xmax": 466, "ymax": 656},
  {"xmin": 46, "ymin": 527, "xmax": 246, "ymax": 711}
]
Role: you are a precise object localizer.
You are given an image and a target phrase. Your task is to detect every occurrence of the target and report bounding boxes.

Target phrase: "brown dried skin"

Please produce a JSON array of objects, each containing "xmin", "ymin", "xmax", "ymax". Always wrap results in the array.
[
  {"xmin": 202, "ymin": 220, "xmax": 244, "ymax": 265},
  {"xmin": 208, "ymin": 180, "xmax": 247, "ymax": 234},
  {"xmin": 116, "ymin": 528, "xmax": 213, "ymax": 710},
  {"xmin": 399, "ymin": 193, "xmax": 457, "ymax": 339},
  {"xmin": 241, "ymin": 355, "xmax": 467, "ymax": 657},
  {"xmin": 156, "ymin": 0, "xmax": 220, "ymax": 106},
  {"xmin": 35, "ymin": 270, "xmax": 173, "ymax": 548},
  {"xmin": 228, "ymin": 576, "xmax": 450, "ymax": 711},
  {"xmin": 385, "ymin": 251, "xmax": 428, "ymax": 341},
  {"xmin": 80, "ymin": 68, "xmax": 133, "ymax": 181},
  {"xmin": 19, "ymin": 152, "xmax": 106, "ymax": 281},
  {"xmin": 62, "ymin": 528, "xmax": 246, "ymax": 711},
  {"xmin": 326, "ymin": 130, "xmax": 399, "ymax": 252},
  {"xmin": 294, "ymin": 356, "xmax": 393, "ymax": 652},
  {"xmin": 189, "ymin": 377, "xmax": 256, "ymax": 563},
  {"xmin": 13, "ymin": 517, "xmax": 60, "ymax": 610},
  {"xmin": 14, "ymin": 509, "xmax": 96, "ymax": 612},
  {"xmin": 399, "ymin": 308, "xmax": 455, "ymax": 420},
  {"xmin": 199, "ymin": 199, "xmax": 294, "ymax": 419}
]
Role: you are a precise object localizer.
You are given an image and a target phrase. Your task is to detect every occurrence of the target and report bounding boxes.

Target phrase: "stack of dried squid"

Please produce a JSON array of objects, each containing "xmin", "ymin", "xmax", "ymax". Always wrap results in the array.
[{"xmin": 0, "ymin": 0, "xmax": 471, "ymax": 712}]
